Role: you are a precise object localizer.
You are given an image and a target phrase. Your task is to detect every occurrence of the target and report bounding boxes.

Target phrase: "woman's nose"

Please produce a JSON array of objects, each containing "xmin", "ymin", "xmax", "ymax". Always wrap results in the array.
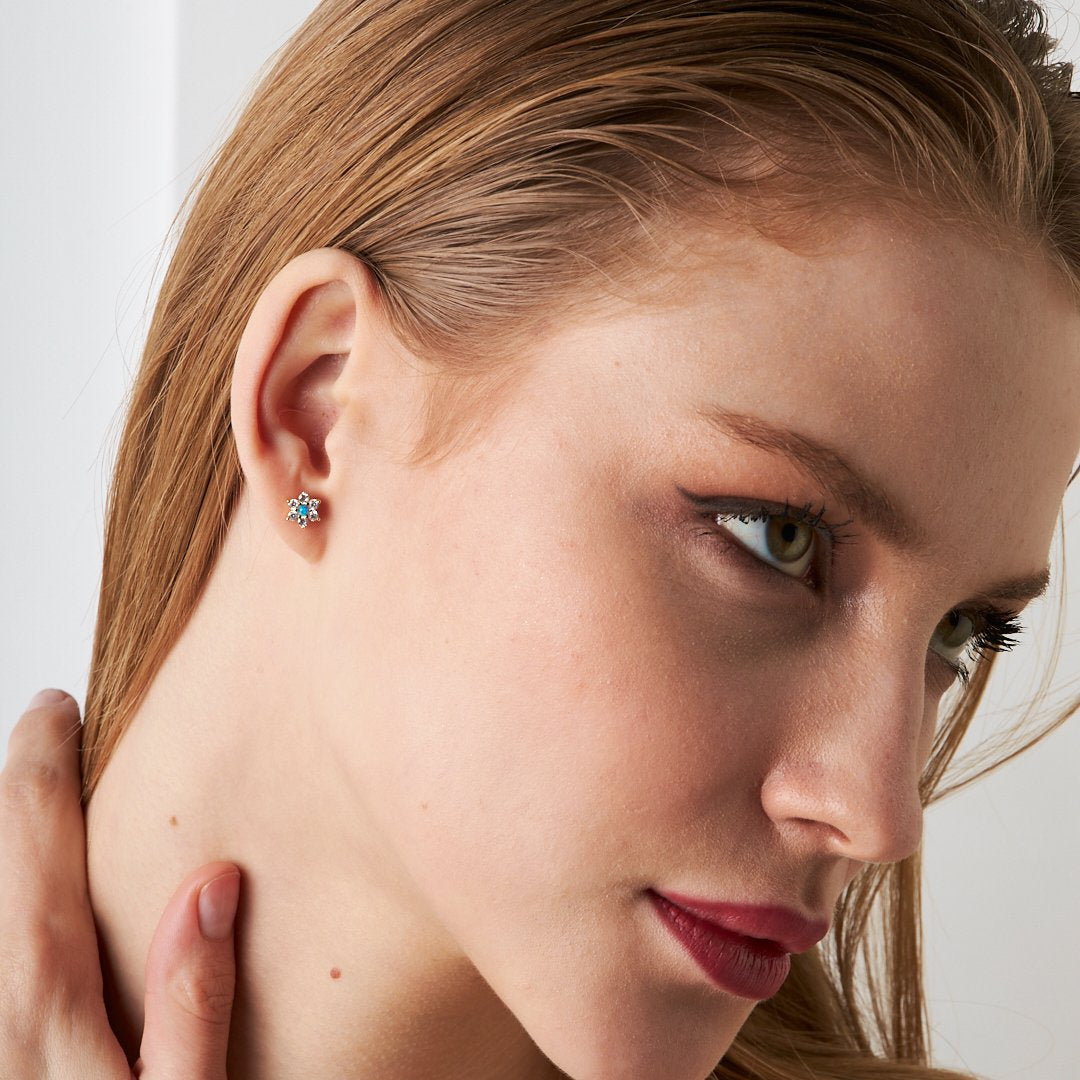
[{"xmin": 757, "ymin": 634, "xmax": 932, "ymax": 867}]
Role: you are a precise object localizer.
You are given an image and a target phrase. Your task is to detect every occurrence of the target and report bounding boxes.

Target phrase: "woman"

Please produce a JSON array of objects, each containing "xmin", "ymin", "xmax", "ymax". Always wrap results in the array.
[{"xmin": 6, "ymin": 0, "xmax": 1080, "ymax": 1077}]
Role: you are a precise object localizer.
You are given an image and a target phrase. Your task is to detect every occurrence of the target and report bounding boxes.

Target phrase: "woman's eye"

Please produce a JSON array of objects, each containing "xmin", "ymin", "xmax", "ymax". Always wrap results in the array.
[
  {"xmin": 711, "ymin": 510, "xmax": 817, "ymax": 580},
  {"xmin": 925, "ymin": 606, "xmax": 1025, "ymax": 687},
  {"xmin": 679, "ymin": 489, "xmax": 853, "ymax": 589},
  {"xmin": 928, "ymin": 609, "xmax": 976, "ymax": 669}
]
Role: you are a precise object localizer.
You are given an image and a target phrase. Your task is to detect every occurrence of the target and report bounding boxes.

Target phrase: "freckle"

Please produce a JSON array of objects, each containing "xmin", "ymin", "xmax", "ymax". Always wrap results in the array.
[
  {"xmin": 169, "ymin": 816, "xmax": 178, "ymax": 826},
  {"xmin": 330, "ymin": 967, "xmax": 342, "ymax": 979},
  {"xmin": 420, "ymin": 801, "xmax": 429, "ymax": 811}
]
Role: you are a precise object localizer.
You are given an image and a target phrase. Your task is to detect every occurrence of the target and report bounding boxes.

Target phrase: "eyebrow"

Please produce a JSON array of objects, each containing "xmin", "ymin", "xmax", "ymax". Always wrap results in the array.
[{"xmin": 694, "ymin": 404, "xmax": 1052, "ymax": 606}]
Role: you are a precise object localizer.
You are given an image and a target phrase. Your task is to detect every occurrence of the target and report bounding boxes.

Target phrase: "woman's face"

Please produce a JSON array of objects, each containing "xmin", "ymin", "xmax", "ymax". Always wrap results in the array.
[{"xmin": 312, "ymin": 211, "xmax": 1080, "ymax": 1078}]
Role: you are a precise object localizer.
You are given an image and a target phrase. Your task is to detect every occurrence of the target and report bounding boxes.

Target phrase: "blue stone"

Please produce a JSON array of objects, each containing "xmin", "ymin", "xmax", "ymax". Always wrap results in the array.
[{"xmin": 298, "ymin": 504, "xmax": 308, "ymax": 517}]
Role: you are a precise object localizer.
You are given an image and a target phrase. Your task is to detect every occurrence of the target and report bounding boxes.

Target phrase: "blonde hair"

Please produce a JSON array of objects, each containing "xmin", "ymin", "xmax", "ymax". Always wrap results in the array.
[{"xmin": 82, "ymin": 1, "xmax": 1080, "ymax": 1075}]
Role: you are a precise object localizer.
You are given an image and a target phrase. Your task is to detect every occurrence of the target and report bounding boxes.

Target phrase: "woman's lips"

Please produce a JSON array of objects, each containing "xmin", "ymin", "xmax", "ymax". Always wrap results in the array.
[{"xmin": 647, "ymin": 890, "xmax": 829, "ymax": 1000}]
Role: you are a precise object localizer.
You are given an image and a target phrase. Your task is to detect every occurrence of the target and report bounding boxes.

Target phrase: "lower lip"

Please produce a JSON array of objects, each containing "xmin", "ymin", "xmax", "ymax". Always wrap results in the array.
[{"xmin": 648, "ymin": 891, "xmax": 791, "ymax": 1000}]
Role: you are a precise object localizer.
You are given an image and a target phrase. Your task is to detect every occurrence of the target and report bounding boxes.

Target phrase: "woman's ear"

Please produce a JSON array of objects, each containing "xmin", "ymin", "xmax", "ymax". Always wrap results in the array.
[{"xmin": 230, "ymin": 247, "xmax": 388, "ymax": 564}]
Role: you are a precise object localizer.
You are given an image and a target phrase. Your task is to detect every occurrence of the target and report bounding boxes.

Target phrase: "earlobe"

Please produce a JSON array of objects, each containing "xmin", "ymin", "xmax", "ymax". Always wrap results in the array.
[{"xmin": 230, "ymin": 247, "xmax": 378, "ymax": 562}]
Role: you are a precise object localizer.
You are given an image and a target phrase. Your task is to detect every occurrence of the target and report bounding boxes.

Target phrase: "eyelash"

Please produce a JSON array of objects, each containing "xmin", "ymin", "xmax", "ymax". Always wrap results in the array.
[{"xmin": 688, "ymin": 496, "xmax": 1025, "ymax": 687}]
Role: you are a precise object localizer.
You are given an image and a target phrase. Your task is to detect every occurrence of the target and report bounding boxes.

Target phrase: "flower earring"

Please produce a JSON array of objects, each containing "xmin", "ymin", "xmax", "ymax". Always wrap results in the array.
[{"xmin": 285, "ymin": 490, "xmax": 321, "ymax": 528}]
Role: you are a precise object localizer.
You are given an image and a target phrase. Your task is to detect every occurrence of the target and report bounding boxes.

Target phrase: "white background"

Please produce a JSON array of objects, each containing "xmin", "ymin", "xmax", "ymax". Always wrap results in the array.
[{"xmin": 2, "ymin": 3, "xmax": 1079, "ymax": 1076}]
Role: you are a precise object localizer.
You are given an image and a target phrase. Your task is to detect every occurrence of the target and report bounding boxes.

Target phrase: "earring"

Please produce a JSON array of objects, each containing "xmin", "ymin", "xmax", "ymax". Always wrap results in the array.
[{"xmin": 285, "ymin": 490, "xmax": 321, "ymax": 528}]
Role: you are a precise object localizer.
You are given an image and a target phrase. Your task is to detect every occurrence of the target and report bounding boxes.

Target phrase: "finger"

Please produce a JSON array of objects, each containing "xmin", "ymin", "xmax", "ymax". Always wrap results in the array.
[
  {"xmin": 136, "ymin": 862, "xmax": 240, "ymax": 1080},
  {"xmin": 0, "ymin": 690, "xmax": 98, "ymax": 969}
]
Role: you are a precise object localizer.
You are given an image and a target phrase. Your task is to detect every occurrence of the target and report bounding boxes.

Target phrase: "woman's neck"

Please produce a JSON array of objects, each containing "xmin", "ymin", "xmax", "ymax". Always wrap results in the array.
[{"xmin": 83, "ymin": 510, "xmax": 563, "ymax": 1080}]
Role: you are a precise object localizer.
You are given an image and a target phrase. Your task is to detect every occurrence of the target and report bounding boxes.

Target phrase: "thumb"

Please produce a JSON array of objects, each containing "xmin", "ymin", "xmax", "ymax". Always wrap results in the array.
[{"xmin": 133, "ymin": 862, "xmax": 241, "ymax": 1080}]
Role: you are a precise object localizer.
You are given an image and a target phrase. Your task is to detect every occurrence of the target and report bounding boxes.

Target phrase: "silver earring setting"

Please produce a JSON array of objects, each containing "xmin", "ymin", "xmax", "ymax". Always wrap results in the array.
[{"xmin": 286, "ymin": 490, "xmax": 321, "ymax": 528}]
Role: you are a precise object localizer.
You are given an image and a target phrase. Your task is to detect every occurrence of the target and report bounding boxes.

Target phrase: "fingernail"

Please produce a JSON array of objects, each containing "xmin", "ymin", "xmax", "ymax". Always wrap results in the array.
[
  {"xmin": 29, "ymin": 689, "xmax": 70, "ymax": 708},
  {"xmin": 197, "ymin": 871, "xmax": 240, "ymax": 941}
]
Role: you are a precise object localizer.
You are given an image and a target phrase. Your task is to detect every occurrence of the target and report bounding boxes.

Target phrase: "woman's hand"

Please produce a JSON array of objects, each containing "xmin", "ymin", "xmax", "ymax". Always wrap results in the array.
[{"xmin": 1, "ymin": 688, "xmax": 240, "ymax": 1079}]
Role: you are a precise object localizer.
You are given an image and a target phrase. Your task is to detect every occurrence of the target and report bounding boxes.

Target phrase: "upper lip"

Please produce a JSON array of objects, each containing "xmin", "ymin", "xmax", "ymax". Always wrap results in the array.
[{"xmin": 651, "ymin": 889, "xmax": 831, "ymax": 954}]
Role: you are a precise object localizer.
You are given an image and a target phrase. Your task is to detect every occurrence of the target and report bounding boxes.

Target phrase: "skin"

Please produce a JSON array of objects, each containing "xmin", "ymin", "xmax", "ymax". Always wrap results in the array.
[
  {"xmin": 0, "ymin": 688, "xmax": 240, "ymax": 1079},
  {"xmin": 83, "ymin": 207, "xmax": 1080, "ymax": 1080}
]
